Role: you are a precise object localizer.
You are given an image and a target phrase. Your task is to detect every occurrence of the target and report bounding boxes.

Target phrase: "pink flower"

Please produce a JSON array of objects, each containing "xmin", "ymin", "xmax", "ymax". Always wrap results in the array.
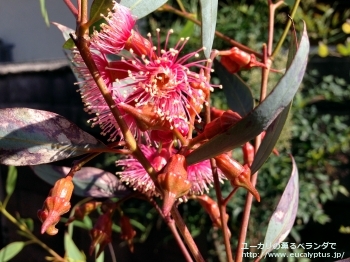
[
  {"xmin": 116, "ymin": 145, "xmax": 225, "ymax": 196},
  {"xmin": 187, "ymin": 159, "xmax": 225, "ymax": 195},
  {"xmin": 71, "ymin": 2, "xmax": 144, "ymax": 142},
  {"xmin": 108, "ymin": 29, "xmax": 216, "ymax": 136},
  {"xmin": 90, "ymin": 1, "xmax": 136, "ymax": 54},
  {"xmin": 116, "ymin": 145, "xmax": 171, "ymax": 196}
]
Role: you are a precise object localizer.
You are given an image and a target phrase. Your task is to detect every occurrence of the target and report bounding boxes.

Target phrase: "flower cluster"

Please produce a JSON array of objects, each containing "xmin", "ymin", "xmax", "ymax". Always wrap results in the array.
[{"xmin": 71, "ymin": 1, "xmax": 259, "ymax": 206}]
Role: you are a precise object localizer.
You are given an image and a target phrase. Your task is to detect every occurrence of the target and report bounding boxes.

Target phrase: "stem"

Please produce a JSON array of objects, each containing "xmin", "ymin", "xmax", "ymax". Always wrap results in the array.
[
  {"xmin": 271, "ymin": 0, "xmax": 301, "ymax": 58},
  {"xmin": 0, "ymin": 204, "xmax": 66, "ymax": 261},
  {"xmin": 171, "ymin": 208, "xmax": 205, "ymax": 262},
  {"xmin": 63, "ymin": 0, "xmax": 78, "ymax": 18},
  {"xmin": 210, "ymin": 159, "xmax": 233, "ymax": 262},
  {"xmin": 176, "ymin": 0, "xmax": 186, "ymax": 13},
  {"xmin": 160, "ymin": 4, "xmax": 262, "ymax": 59},
  {"xmin": 149, "ymin": 199, "xmax": 193, "ymax": 262},
  {"xmin": 203, "ymin": 51, "xmax": 232, "ymax": 261},
  {"xmin": 267, "ymin": 0, "xmax": 284, "ymax": 56}
]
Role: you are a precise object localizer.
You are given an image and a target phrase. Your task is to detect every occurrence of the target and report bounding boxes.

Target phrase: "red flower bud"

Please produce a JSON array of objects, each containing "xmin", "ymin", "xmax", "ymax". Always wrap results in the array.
[
  {"xmin": 242, "ymin": 142, "xmax": 255, "ymax": 166},
  {"xmin": 196, "ymin": 195, "xmax": 230, "ymax": 236},
  {"xmin": 120, "ymin": 214, "xmax": 136, "ymax": 252},
  {"xmin": 38, "ymin": 177, "xmax": 74, "ymax": 235},
  {"xmin": 219, "ymin": 47, "xmax": 267, "ymax": 73},
  {"xmin": 66, "ymin": 201, "xmax": 101, "ymax": 225},
  {"xmin": 157, "ymin": 154, "xmax": 192, "ymax": 216},
  {"xmin": 215, "ymin": 154, "xmax": 260, "ymax": 202},
  {"xmin": 189, "ymin": 110, "xmax": 241, "ymax": 146},
  {"xmin": 125, "ymin": 30, "xmax": 153, "ymax": 57},
  {"xmin": 89, "ymin": 212, "xmax": 113, "ymax": 258}
]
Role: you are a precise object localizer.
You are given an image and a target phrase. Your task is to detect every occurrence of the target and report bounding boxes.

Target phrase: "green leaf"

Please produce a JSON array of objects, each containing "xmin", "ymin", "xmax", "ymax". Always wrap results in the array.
[
  {"xmin": 250, "ymin": 29, "xmax": 298, "ymax": 173},
  {"xmin": 214, "ymin": 60, "xmax": 254, "ymax": 117},
  {"xmin": 199, "ymin": 0, "xmax": 218, "ymax": 58},
  {"xmin": 120, "ymin": 0, "xmax": 167, "ymax": 19},
  {"xmin": 31, "ymin": 165, "xmax": 130, "ymax": 198},
  {"xmin": 96, "ymin": 250, "xmax": 105, "ymax": 262},
  {"xmin": 63, "ymin": 38, "xmax": 76, "ymax": 50},
  {"xmin": 6, "ymin": 166, "xmax": 17, "ymax": 196},
  {"xmin": 90, "ymin": 0, "xmax": 114, "ymax": 24},
  {"xmin": 89, "ymin": 0, "xmax": 114, "ymax": 34},
  {"xmin": 39, "ymin": 0, "xmax": 50, "ymax": 27},
  {"xmin": 250, "ymin": 103, "xmax": 291, "ymax": 174},
  {"xmin": 179, "ymin": 17, "xmax": 196, "ymax": 38},
  {"xmin": 64, "ymin": 233, "xmax": 86, "ymax": 261},
  {"xmin": 52, "ymin": 22, "xmax": 75, "ymax": 49},
  {"xmin": 186, "ymin": 25, "xmax": 309, "ymax": 165},
  {"xmin": 0, "ymin": 108, "xmax": 106, "ymax": 166},
  {"xmin": 0, "ymin": 242, "xmax": 25, "ymax": 262},
  {"xmin": 257, "ymin": 156, "xmax": 299, "ymax": 260}
]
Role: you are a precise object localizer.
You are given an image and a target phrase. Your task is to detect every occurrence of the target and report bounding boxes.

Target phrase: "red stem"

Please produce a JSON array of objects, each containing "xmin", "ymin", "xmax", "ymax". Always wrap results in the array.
[
  {"xmin": 171, "ymin": 208, "xmax": 205, "ymax": 262},
  {"xmin": 63, "ymin": 0, "xmax": 78, "ymax": 18}
]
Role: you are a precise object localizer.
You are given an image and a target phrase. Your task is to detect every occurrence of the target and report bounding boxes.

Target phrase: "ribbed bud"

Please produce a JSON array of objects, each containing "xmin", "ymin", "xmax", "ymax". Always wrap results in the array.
[
  {"xmin": 120, "ymin": 214, "xmax": 136, "ymax": 252},
  {"xmin": 156, "ymin": 154, "xmax": 192, "ymax": 216},
  {"xmin": 89, "ymin": 212, "xmax": 113, "ymax": 258},
  {"xmin": 38, "ymin": 177, "xmax": 74, "ymax": 235},
  {"xmin": 215, "ymin": 154, "xmax": 260, "ymax": 202}
]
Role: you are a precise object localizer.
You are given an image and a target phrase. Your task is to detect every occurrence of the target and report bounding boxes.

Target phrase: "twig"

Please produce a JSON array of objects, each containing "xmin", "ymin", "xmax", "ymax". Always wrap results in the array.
[
  {"xmin": 171, "ymin": 208, "xmax": 205, "ymax": 262},
  {"xmin": 159, "ymin": 4, "xmax": 262, "ymax": 59},
  {"xmin": 271, "ymin": 0, "xmax": 301, "ymax": 58},
  {"xmin": 0, "ymin": 204, "xmax": 66, "ymax": 262},
  {"xmin": 63, "ymin": 0, "xmax": 78, "ymax": 18}
]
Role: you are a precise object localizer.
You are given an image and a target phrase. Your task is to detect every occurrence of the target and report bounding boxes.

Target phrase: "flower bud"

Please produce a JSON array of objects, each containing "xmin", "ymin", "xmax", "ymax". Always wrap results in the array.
[
  {"xmin": 189, "ymin": 110, "xmax": 241, "ymax": 146},
  {"xmin": 120, "ymin": 214, "xmax": 136, "ymax": 252},
  {"xmin": 219, "ymin": 47, "xmax": 267, "ymax": 73},
  {"xmin": 89, "ymin": 212, "xmax": 113, "ymax": 258},
  {"xmin": 157, "ymin": 154, "xmax": 192, "ymax": 216},
  {"xmin": 118, "ymin": 103, "xmax": 170, "ymax": 132},
  {"xmin": 196, "ymin": 195, "xmax": 230, "ymax": 236},
  {"xmin": 242, "ymin": 142, "xmax": 255, "ymax": 166},
  {"xmin": 215, "ymin": 154, "xmax": 260, "ymax": 202},
  {"xmin": 125, "ymin": 30, "xmax": 153, "ymax": 57},
  {"xmin": 66, "ymin": 201, "xmax": 101, "ymax": 225},
  {"xmin": 38, "ymin": 177, "xmax": 74, "ymax": 235}
]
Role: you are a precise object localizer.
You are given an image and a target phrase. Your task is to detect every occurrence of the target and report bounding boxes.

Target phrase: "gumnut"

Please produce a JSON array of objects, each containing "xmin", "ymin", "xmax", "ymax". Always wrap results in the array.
[
  {"xmin": 37, "ymin": 176, "xmax": 74, "ymax": 235},
  {"xmin": 214, "ymin": 154, "xmax": 260, "ymax": 202},
  {"xmin": 89, "ymin": 211, "xmax": 113, "ymax": 258},
  {"xmin": 156, "ymin": 154, "xmax": 192, "ymax": 216},
  {"xmin": 120, "ymin": 214, "xmax": 137, "ymax": 252}
]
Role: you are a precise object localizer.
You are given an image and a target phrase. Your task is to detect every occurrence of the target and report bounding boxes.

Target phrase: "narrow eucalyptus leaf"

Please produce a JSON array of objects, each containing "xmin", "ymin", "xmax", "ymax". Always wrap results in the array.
[
  {"xmin": 186, "ymin": 25, "xmax": 309, "ymax": 165},
  {"xmin": 250, "ymin": 103, "xmax": 291, "ymax": 174},
  {"xmin": 120, "ymin": 0, "xmax": 167, "ymax": 19},
  {"xmin": 214, "ymin": 60, "xmax": 254, "ymax": 117},
  {"xmin": 199, "ymin": 0, "xmax": 218, "ymax": 58},
  {"xmin": 5, "ymin": 166, "xmax": 17, "ymax": 196},
  {"xmin": 250, "ymin": 27, "xmax": 299, "ymax": 173},
  {"xmin": 0, "ymin": 108, "xmax": 106, "ymax": 166},
  {"xmin": 64, "ymin": 233, "xmax": 85, "ymax": 261},
  {"xmin": 0, "ymin": 242, "xmax": 25, "ymax": 262},
  {"xmin": 39, "ymin": 0, "xmax": 50, "ymax": 27},
  {"xmin": 258, "ymin": 156, "xmax": 299, "ymax": 259}
]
